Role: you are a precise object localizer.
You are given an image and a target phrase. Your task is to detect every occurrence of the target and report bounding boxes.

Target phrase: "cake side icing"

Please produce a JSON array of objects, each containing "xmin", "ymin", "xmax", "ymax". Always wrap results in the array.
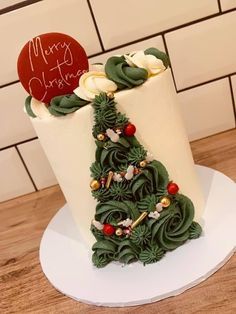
[
  {"xmin": 30, "ymin": 68, "xmax": 204, "ymax": 246},
  {"xmin": 16, "ymin": 34, "xmax": 204, "ymax": 268}
]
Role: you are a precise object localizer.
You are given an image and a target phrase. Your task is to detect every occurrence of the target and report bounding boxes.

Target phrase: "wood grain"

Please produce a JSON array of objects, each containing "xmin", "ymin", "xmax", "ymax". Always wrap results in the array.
[{"xmin": 1, "ymin": 129, "xmax": 236, "ymax": 314}]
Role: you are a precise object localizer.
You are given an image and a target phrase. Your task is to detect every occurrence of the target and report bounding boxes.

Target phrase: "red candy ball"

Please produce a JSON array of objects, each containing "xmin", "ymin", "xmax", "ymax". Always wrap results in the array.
[
  {"xmin": 103, "ymin": 224, "xmax": 115, "ymax": 236},
  {"xmin": 167, "ymin": 182, "xmax": 179, "ymax": 195},
  {"xmin": 124, "ymin": 123, "xmax": 136, "ymax": 137}
]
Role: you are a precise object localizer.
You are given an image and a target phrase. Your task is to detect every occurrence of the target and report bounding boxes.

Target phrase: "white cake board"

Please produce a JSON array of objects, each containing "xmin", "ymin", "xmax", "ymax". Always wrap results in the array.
[{"xmin": 39, "ymin": 165, "xmax": 236, "ymax": 307}]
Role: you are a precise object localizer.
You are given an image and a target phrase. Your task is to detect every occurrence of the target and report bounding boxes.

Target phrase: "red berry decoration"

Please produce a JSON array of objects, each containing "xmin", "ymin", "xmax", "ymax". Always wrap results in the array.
[
  {"xmin": 167, "ymin": 182, "xmax": 179, "ymax": 195},
  {"xmin": 103, "ymin": 224, "xmax": 115, "ymax": 236},
  {"xmin": 124, "ymin": 123, "xmax": 136, "ymax": 137}
]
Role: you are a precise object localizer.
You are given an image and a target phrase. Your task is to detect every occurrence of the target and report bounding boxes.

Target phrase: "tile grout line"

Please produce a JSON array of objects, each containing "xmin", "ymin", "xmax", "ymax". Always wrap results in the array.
[
  {"xmin": 177, "ymin": 73, "xmax": 236, "ymax": 93},
  {"xmin": 87, "ymin": 9, "xmax": 236, "ymax": 58},
  {"xmin": 4, "ymin": 72, "xmax": 235, "ymax": 96},
  {"xmin": 87, "ymin": 0, "xmax": 105, "ymax": 52},
  {"xmin": 15, "ymin": 146, "xmax": 38, "ymax": 191},
  {"xmin": 228, "ymin": 76, "xmax": 236, "ymax": 126},
  {"xmin": 162, "ymin": 34, "xmax": 178, "ymax": 92},
  {"xmin": 217, "ymin": 0, "xmax": 222, "ymax": 13},
  {"xmin": 1, "ymin": 9, "xmax": 235, "ymax": 88},
  {"xmin": 0, "ymin": 80, "xmax": 20, "ymax": 89},
  {"xmin": 0, "ymin": 0, "xmax": 42, "ymax": 15},
  {"xmin": 0, "ymin": 137, "xmax": 38, "ymax": 152}
]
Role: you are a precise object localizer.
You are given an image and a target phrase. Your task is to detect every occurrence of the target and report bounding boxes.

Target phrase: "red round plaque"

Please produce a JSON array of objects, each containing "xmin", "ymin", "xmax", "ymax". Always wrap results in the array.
[{"xmin": 17, "ymin": 32, "xmax": 89, "ymax": 104}]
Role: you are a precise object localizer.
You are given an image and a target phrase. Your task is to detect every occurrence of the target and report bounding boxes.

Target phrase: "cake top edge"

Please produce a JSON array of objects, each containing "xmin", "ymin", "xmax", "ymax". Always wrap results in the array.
[
  {"xmin": 25, "ymin": 47, "xmax": 170, "ymax": 119},
  {"xmin": 17, "ymin": 32, "xmax": 170, "ymax": 119}
]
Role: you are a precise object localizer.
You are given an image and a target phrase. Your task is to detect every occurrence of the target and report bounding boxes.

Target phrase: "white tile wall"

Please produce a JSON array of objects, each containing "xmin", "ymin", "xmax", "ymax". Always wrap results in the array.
[
  {"xmin": 220, "ymin": 0, "xmax": 236, "ymax": 11},
  {"xmin": 1, "ymin": 1, "xmax": 236, "ymax": 201},
  {"xmin": 89, "ymin": 36, "xmax": 165, "ymax": 65},
  {"xmin": 178, "ymin": 79, "xmax": 235, "ymax": 141},
  {"xmin": 90, "ymin": 0, "xmax": 219, "ymax": 49},
  {"xmin": 0, "ymin": 0, "xmax": 101, "ymax": 85},
  {"xmin": 18, "ymin": 139, "xmax": 57, "ymax": 190},
  {"xmin": 165, "ymin": 12, "xmax": 236, "ymax": 90},
  {"xmin": 0, "ymin": 83, "xmax": 36, "ymax": 149},
  {"xmin": 0, "ymin": 148, "xmax": 35, "ymax": 202}
]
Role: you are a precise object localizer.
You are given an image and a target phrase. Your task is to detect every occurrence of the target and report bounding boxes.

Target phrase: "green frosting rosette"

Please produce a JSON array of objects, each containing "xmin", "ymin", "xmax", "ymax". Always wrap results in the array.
[
  {"xmin": 105, "ymin": 56, "xmax": 148, "ymax": 90},
  {"xmin": 149, "ymin": 194, "xmax": 194, "ymax": 250},
  {"xmin": 92, "ymin": 240, "xmax": 117, "ymax": 268},
  {"xmin": 189, "ymin": 221, "xmax": 202, "ymax": 239},
  {"xmin": 137, "ymin": 194, "xmax": 159, "ymax": 212},
  {"xmin": 48, "ymin": 94, "xmax": 89, "ymax": 116},
  {"xmin": 117, "ymin": 239, "xmax": 140, "ymax": 264},
  {"xmin": 95, "ymin": 200, "xmax": 139, "ymax": 225},
  {"xmin": 139, "ymin": 245, "xmax": 165, "ymax": 265},
  {"xmin": 99, "ymin": 138, "xmax": 130, "ymax": 168},
  {"xmin": 92, "ymin": 187, "xmax": 111, "ymax": 202},
  {"xmin": 128, "ymin": 146, "xmax": 147, "ymax": 164},
  {"xmin": 130, "ymin": 225, "xmax": 151, "ymax": 246},
  {"xmin": 130, "ymin": 160, "xmax": 169, "ymax": 200},
  {"xmin": 109, "ymin": 181, "xmax": 133, "ymax": 201},
  {"xmin": 144, "ymin": 47, "xmax": 170, "ymax": 68}
]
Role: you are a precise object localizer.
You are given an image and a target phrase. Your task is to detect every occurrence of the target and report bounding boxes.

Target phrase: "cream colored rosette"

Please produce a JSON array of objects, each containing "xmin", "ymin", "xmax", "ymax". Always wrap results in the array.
[
  {"xmin": 74, "ymin": 71, "xmax": 117, "ymax": 101},
  {"xmin": 125, "ymin": 51, "xmax": 166, "ymax": 76}
]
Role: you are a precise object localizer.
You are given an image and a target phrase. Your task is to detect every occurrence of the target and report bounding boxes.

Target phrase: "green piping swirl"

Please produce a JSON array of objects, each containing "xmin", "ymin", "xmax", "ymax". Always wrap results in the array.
[
  {"xmin": 48, "ymin": 94, "xmax": 89, "ymax": 116},
  {"xmin": 25, "ymin": 96, "xmax": 36, "ymax": 118},
  {"xmin": 148, "ymin": 194, "xmax": 194, "ymax": 250},
  {"xmin": 105, "ymin": 56, "xmax": 148, "ymax": 90}
]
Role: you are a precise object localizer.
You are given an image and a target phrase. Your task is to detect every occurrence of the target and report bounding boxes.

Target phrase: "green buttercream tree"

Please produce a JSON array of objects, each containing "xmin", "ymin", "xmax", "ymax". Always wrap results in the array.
[{"xmin": 90, "ymin": 93, "xmax": 202, "ymax": 268}]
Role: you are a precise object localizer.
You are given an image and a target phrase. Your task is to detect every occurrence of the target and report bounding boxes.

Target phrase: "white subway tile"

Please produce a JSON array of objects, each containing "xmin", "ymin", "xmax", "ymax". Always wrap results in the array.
[
  {"xmin": 0, "ymin": 83, "xmax": 36, "ymax": 149},
  {"xmin": 18, "ymin": 139, "xmax": 57, "ymax": 190},
  {"xmin": 165, "ymin": 12, "xmax": 236, "ymax": 90},
  {"xmin": 178, "ymin": 79, "xmax": 235, "ymax": 141},
  {"xmin": 220, "ymin": 0, "xmax": 236, "ymax": 11},
  {"xmin": 0, "ymin": 0, "xmax": 101, "ymax": 85},
  {"xmin": 90, "ymin": 0, "xmax": 218, "ymax": 50},
  {"xmin": 0, "ymin": 148, "xmax": 35, "ymax": 202},
  {"xmin": 89, "ymin": 36, "xmax": 165, "ymax": 65},
  {"xmin": 231, "ymin": 75, "xmax": 236, "ymax": 110}
]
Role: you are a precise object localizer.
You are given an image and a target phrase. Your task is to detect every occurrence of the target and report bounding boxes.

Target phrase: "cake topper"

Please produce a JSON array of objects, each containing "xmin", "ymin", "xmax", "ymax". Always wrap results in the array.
[{"xmin": 17, "ymin": 32, "xmax": 88, "ymax": 104}]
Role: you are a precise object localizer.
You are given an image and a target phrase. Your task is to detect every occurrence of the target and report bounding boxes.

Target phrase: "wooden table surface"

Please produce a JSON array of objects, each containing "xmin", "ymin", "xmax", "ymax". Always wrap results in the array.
[{"xmin": 1, "ymin": 129, "xmax": 236, "ymax": 314}]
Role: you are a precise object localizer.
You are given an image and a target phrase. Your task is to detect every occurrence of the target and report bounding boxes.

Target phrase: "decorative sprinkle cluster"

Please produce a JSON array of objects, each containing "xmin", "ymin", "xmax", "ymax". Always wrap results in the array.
[
  {"xmin": 90, "ymin": 92, "xmax": 202, "ymax": 268},
  {"xmin": 92, "ymin": 180, "xmax": 180, "ymax": 239}
]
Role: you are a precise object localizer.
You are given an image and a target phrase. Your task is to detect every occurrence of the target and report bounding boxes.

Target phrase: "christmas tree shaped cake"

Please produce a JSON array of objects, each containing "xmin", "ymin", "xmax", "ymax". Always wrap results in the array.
[{"xmin": 90, "ymin": 93, "xmax": 202, "ymax": 268}]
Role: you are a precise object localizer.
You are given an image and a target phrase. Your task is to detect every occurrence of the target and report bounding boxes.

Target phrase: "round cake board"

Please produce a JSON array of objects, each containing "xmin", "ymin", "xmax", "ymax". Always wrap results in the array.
[{"xmin": 39, "ymin": 165, "xmax": 236, "ymax": 307}]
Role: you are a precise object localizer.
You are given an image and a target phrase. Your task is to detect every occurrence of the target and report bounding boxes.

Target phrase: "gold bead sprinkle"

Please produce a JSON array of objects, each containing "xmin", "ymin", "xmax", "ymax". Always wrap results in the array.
[
  {"xmin": 160, "ymin": 196, "xmax": 171, "ymax": 208},
  {"xmin": 97, "ymin": 133, "xmax": 105, "ymax": 141},
  {"xmin": 107, "ymin": 92, "xmax": 114, "ymax": 99},
  {"xmin": 115, "ymin": 228, "xmax": 123, "ymax": 236},
  {"xmin": 90, "ymin": 179, "xmax": 101, "ymax": 191},
  {"xmin": 139, "ymin": 160, "xmax": 147, "ymax": 168}
]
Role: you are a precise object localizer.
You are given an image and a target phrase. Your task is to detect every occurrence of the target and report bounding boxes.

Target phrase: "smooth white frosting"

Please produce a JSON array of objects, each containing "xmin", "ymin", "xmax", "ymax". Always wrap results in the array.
[{"xmin": 30, "ymin": 69, "xmax": 204, "ymax": 245}]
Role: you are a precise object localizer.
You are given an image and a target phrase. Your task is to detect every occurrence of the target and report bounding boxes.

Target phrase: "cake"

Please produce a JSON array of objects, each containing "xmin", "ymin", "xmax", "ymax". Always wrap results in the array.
[{"xmin": 17, "ymin": 33, "xmax": 204, "ymax": 268}]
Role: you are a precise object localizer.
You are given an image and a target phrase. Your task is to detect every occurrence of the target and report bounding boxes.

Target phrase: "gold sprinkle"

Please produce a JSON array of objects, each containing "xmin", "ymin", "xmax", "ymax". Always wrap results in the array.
[
  {"xmin": 131, "ymin": 211, "xmax": 148, "ymax": 229},
  {"xmin": 105, "ymin": 171, "xmax": 114, "ymax": 189}
]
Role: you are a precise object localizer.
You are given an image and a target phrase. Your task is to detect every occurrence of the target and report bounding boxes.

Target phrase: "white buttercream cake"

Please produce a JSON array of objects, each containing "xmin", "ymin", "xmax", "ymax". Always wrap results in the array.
[{"xmin": 18, "ymin": 33, "xmax": 204, "ymax": 267}]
